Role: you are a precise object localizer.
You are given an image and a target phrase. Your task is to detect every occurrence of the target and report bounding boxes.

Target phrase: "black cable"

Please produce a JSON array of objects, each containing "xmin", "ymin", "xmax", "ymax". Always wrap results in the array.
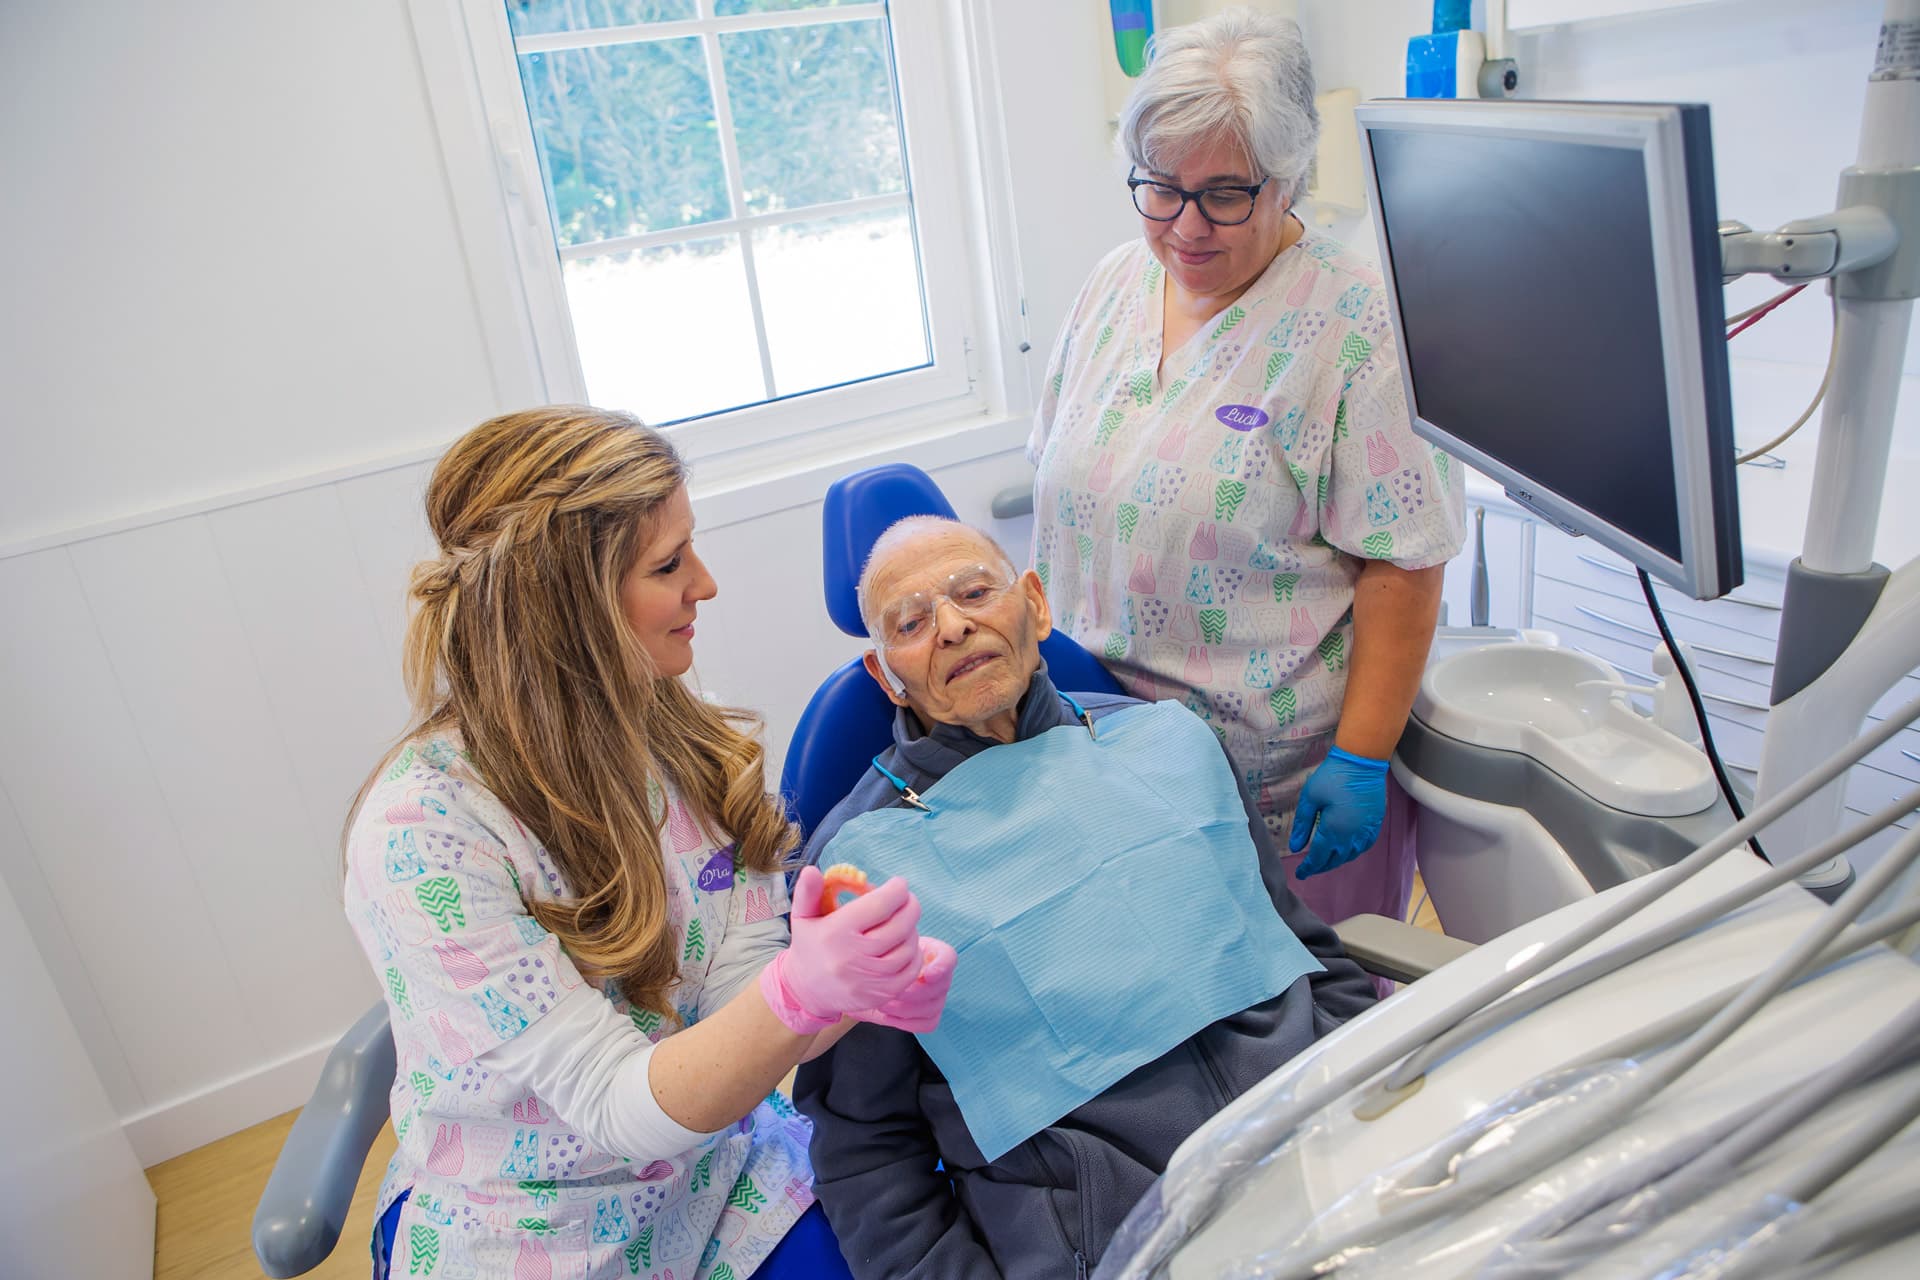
[{"xmin": 1637, "ymin": 568, "xmax": 1769, "ymax": 863}]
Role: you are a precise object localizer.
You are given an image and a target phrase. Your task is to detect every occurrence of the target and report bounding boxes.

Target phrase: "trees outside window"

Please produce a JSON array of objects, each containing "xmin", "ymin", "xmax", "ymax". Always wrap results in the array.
[{"xmin": 449, "ymin": 0, "xmax": 988, "ymax": 439}]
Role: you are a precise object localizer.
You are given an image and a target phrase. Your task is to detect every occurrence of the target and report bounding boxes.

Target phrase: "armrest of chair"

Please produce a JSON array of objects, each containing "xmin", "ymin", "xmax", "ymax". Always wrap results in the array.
[
  {"xmin": 1334, "ymin": 914, "xmax": 1474, "ymax": 985},
  {"xmin": 252, "ymin": 1001, "xmax": 396, "ymax": 1278}
]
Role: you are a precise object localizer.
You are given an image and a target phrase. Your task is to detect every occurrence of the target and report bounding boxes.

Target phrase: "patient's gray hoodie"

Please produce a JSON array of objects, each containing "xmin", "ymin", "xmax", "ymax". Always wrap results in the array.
[{"xmin": 793, "ymin": 667, "xmax": 1378, "ymax": 1280}]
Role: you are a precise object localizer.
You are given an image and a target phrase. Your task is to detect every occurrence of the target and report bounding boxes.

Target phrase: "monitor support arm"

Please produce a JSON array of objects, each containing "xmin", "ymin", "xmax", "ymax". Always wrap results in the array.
[{"xmin": 1718, "ymin": 200, "xmax": 1903, "ymax": 284}]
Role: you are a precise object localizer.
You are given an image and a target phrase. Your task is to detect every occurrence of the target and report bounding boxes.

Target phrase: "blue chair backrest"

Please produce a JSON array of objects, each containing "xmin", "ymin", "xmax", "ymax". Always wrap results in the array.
[{"xmin": 780, "ymin": 464, "xmax": 1125, "ymax": 842}]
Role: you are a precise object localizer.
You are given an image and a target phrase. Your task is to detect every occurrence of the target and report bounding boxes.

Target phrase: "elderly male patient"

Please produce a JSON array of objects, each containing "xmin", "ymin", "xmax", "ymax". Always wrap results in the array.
[{"xmin": 793, "ymin": 516, "xmax": 1376, "ymax": 1280}]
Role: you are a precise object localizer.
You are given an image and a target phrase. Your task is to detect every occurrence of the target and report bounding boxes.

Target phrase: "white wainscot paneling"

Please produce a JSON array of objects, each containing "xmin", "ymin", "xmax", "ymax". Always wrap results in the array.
[
  {"xmin": 0, "ymin": 547, "xmax": 259, "ymax": 1119},
  {"xmin": 333, "ymin": 461, "xmax": 437, "ymax": 664},
  {"xmin": 209, "ymin": 483, "xmax": 415, "ymax": 859},
  {"xmin": 68, "ymin": 516, "xmax": 379, "ymax": 1160}
]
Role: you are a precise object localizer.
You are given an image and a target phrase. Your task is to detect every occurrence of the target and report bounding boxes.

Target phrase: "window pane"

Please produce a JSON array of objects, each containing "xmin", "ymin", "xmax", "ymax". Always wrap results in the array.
[
  {"xmin": 753, "ymin": 208, "xmax": 929, "ymax": 397},
  {"xmin": 715, "ymin": 0, "xmax": 861, "ymax": 13},
  {"xmin": 720, "ymin": 19, "xmax": 904, "ymax": 215},
  {"xmin": 517, "ymin": 40, "xmax": 728, "ymax": 246},
  {"xmin": 506, "ymin": 0, "xmax": 694, "ymax": 38},
  {"xmin": 565, "ymin": 238, "xmax": 768, "ymax": 424}
]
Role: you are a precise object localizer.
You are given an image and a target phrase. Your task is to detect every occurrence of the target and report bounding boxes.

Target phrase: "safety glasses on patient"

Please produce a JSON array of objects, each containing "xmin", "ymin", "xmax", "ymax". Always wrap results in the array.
[{"xmin": 874, "ymin": 565, "xmax": 1014, "ymax": 649}]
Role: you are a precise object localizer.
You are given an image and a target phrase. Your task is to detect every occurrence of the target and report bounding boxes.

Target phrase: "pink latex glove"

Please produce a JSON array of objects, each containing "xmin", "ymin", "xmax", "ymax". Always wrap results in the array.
[
  {"xmin": 856, "ymin": 937, "xmax": 957, "ymax": 1034},
  {"xmin": 759, "ymin": 866, "xmax": 925, "ymax": 1035}
]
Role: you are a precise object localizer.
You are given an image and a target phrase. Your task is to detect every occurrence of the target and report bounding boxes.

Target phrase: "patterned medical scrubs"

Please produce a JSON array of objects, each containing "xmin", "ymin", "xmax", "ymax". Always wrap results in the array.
[
  {"xmin": 344, "ymin": 734, "xmax": 813, "ymax": 1280},
  {"xmin": 1028, "ymin": 233, "xmax": 1466, "ymax": 906}
]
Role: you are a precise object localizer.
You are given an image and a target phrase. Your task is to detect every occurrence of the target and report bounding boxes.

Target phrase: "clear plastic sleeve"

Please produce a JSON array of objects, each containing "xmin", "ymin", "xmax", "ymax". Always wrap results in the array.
[{"xmin": 1207, "ymin": 1060, "xmax": 1646, "ymax": 1280}]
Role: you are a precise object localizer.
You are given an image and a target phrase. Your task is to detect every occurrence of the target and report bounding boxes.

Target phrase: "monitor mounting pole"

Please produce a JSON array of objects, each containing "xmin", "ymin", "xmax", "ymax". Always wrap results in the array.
[{"xmin": 1750, "ymin": 0, "xmax": 1920, "ymax": 884}]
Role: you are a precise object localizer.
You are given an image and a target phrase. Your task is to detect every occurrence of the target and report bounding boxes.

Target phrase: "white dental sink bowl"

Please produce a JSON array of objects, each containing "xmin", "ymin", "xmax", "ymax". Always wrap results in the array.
[{"xmin": 1413, "ymin": 642, "xmax": 1716, "ymax": 817}]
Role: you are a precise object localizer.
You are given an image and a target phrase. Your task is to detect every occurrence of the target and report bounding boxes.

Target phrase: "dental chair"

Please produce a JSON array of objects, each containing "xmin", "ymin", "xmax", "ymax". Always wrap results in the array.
[{"xmin": 252, "ymin": 464, "xmax": 1462, "ymax": 1277}]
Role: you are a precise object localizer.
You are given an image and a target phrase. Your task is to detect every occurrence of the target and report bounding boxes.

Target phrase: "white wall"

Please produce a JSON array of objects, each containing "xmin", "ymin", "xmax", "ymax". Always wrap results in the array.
[{"xmin": 0, "ymin": 0, "xmax": 506, "ymax": 551}]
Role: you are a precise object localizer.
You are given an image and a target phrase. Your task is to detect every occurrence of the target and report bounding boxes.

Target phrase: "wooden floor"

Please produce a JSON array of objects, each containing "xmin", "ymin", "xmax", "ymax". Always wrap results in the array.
[
  {"xmin": 1409, "ymin": 869, "xmax": 1443, "ymax": 933},
  {"xmin": 149, "ymin": 884, "xmax": 1444, "ymax": 1278},
  {"xmin": 149, "ymin": 1108, "xmax": 396, "ymax": 1280}
]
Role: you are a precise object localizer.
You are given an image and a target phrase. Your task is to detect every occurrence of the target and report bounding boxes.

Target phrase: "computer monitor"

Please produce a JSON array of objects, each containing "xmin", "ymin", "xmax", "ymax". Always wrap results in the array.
[{"xmin": 1355, "ymin": 99, "xmax": 1743, "ymax": 599}]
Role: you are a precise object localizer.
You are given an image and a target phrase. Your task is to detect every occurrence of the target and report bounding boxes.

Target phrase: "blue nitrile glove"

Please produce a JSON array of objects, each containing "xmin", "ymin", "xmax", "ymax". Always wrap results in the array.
[{"xmin": 1288, "ymin": 746, "xmax": 1391, "ymax": 879}]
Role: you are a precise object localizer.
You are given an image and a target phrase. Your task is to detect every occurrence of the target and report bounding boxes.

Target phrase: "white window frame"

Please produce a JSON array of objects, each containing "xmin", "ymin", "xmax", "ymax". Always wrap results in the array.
[{"xmin": 411, "ymin": 0, "xmax": 1028, "ymax": 470}]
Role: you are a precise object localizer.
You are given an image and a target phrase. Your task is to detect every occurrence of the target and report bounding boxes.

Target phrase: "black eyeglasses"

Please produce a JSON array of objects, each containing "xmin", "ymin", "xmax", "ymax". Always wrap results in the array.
[{"xmin": 1128, "ymin": 167, "xmax": 1269, "ymax": 226}]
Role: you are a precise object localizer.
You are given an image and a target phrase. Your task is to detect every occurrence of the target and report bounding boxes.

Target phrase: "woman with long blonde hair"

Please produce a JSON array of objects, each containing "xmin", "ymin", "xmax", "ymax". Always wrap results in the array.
[{"xmin": 343, "ymin": 406, "xmax": 953, "ymax": 1280}]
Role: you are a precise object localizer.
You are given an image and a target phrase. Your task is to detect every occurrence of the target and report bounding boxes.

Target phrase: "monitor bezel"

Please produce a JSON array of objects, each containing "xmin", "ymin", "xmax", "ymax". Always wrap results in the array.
[{"xmin": 1354, "ymin": 99, "xmax": 1741, "ymax": 599}]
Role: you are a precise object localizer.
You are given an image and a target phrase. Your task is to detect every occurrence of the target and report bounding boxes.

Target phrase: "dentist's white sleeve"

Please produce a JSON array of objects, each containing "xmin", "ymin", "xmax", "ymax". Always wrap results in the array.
[{"xmin": 477, "ymin": 986, "xmax": 721, "ymax": 1162}]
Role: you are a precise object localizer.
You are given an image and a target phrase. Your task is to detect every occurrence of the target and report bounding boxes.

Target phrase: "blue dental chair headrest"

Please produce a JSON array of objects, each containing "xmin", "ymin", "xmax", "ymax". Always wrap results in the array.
[
  {"xmin": 822, "ymin": 463, "xmax": 959, "ymax": 637},
  {"xmin": 781, "ymin": 464, "xmax": 1125, "ymax": 843}
]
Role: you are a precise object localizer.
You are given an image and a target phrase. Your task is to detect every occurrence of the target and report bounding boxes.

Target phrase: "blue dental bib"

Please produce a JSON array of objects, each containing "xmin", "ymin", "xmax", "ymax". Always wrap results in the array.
[{"xmin": 822, "ymin": 699, "xmax": 1321, "ymax": 1160}]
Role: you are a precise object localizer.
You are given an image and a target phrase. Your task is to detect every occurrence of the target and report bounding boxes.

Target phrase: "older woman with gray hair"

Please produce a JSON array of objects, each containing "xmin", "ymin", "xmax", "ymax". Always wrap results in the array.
[{"xmin": 1027, "ymin": 9, "xmax": 1466, "ymax": 927}]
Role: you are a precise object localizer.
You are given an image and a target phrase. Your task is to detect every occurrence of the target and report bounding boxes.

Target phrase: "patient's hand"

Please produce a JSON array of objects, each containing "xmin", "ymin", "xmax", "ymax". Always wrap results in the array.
[{"xmin": 857, "ymin": 937, "xmax": 957, "ymax": 1034}]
